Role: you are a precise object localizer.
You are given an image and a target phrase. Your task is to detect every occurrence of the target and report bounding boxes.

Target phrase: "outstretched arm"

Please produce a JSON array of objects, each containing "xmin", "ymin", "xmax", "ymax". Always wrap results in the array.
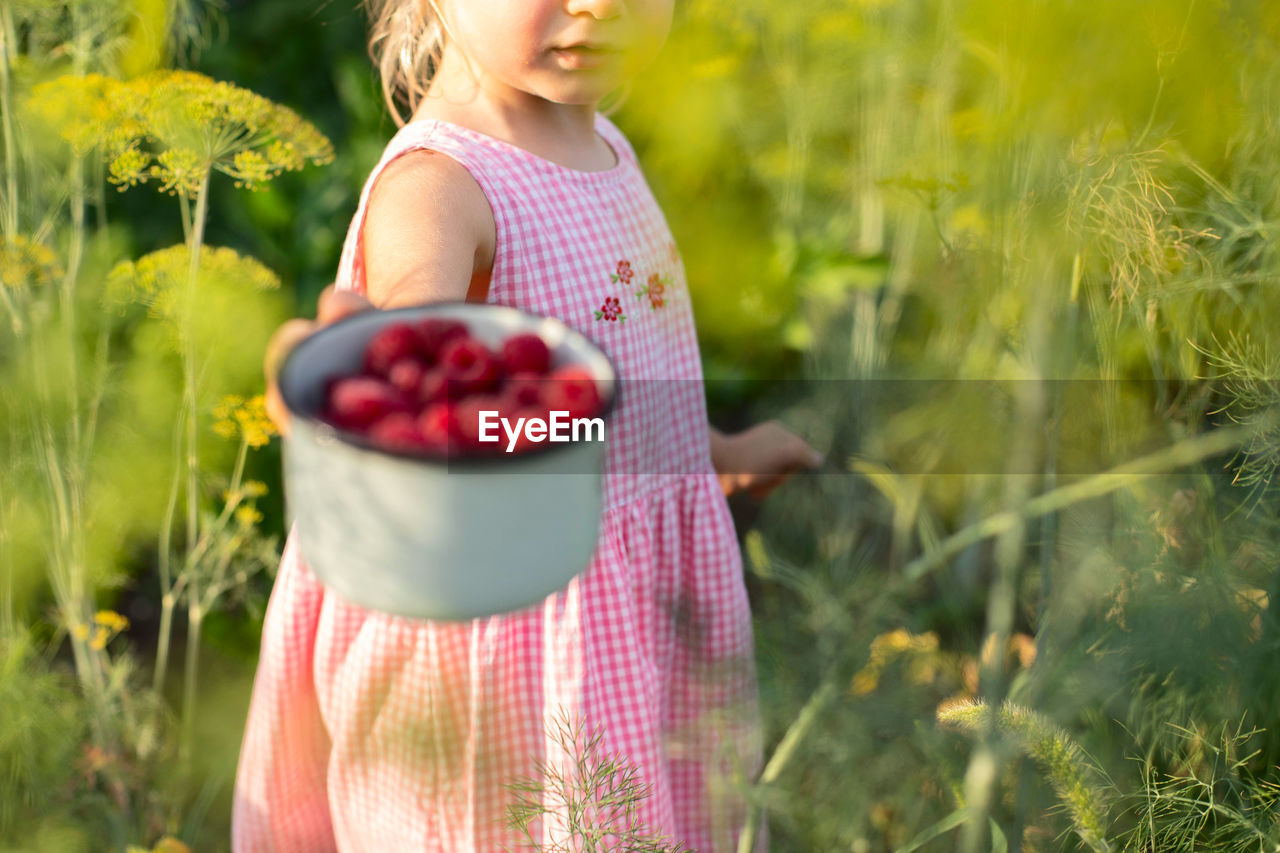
[{"xmin": 262, "ymin": 148, "xmax": 494, "ymax": 436}]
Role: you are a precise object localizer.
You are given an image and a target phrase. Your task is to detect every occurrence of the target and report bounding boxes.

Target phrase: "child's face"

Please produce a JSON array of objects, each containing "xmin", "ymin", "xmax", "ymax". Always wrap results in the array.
[{"xmin": 438, "ymin": 0, "xmax": 673, "ymax": 107}]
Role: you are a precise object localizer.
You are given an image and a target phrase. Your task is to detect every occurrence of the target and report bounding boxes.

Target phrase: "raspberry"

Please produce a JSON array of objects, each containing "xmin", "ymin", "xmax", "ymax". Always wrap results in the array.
[
  {"xmin": 501, "ymin": 374, "xmax": 545, "ymax": 411},
  {"xmin": 500, "ymin": 332, "xmax": 552, "ymax": 375},
  {"xmin": 416, "ymin": 366, "xmax": 450, "ymax": 406},
  {"xmin": 452, "ymin": 394, "xmax": 505, "ymax": 453},
  {"xmin": 413, "ymin": 318, "xmax": 469, "ymax": 364},
  {"xmin": 363, "ymin": 322, "xmax": 421, "ymax": 376},
  {"xmin": 368, "ymin": 412, "xmax": 429, "ymax": 453},
  {"xmin": 543, "ymin": 366, "xmax": 601, "ymax": 419},
  {"xmin": 325, "ymin": 376, "xmax": 413, "ymax": 429},
  {"xmin": 417, "ymin": 402, "xmax": 458, "ymax": 453},
  {"xmin": 387, "ymin": 358, "xmax": 426, "ymax": 396},
  {"xmin": 439, "ymin": 336, "xmax": 499, "ymax": 396}
]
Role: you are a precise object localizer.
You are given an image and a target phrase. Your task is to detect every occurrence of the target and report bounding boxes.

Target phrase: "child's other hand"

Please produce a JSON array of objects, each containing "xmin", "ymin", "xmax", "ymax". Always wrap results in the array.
[
  {"xmin": 264, "ymin": 284, "xmax": 375, "ymax": 436},
  {"xmin": 710, "ymin": 421, "xmax": 825, "ymax": 499}
]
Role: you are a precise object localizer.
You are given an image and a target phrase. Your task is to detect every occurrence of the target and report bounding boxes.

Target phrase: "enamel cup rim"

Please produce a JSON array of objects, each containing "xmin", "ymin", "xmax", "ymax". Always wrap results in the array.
[{"xmin": 277, "ymin": 300, "xmax": 619, "ymax": 463}]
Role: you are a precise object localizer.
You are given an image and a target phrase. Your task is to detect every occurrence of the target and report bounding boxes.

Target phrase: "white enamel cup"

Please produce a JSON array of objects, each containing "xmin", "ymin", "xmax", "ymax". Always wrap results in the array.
[{"xmin": 276, "ymin": 302, "xmax": 617, "ymax": 621}]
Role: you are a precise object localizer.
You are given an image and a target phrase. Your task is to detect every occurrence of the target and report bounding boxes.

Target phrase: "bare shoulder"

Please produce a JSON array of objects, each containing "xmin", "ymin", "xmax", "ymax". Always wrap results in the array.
[{"xmin": 362, "ymin": 147, "xmax": 497, "ymax": 308}]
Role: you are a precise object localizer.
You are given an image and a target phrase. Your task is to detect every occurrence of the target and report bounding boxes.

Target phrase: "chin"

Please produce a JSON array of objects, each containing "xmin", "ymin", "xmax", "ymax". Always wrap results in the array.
[
  {"xmin": 521, "ymin": 67, "xmax": 620, "ymax": 106},
  {"xmin": 538, "ymin": 86, "xmax": 616, "ymax": 107}
]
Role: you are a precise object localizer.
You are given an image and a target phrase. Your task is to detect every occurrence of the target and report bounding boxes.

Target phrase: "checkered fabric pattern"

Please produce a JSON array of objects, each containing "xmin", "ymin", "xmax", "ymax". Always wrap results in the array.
[{"xmin": 232, "ymin": 115, "xmax": 764, "ymax": 852}]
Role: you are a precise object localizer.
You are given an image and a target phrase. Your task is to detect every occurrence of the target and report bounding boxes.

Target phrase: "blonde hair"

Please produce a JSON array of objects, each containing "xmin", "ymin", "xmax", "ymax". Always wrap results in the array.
[
  {"xmin": 362, "ymin": 0, "xmax": 447, "ymax": 127},
  {"xmin": 361, "ymin": 0, "xmax": 630, "ymax": 127}
]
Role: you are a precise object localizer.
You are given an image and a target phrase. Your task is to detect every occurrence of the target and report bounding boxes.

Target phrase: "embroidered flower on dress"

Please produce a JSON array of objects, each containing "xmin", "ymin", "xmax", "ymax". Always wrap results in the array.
[
  {"xmin": 636, "ymin": 272, "xmax": 672, "ymax": 310},
  {"xmin": 610, "ymin": 260, "xmax": 634, "ymax": 286},
  {"xmin": 594, "ymin": 296, "xmax": 626, "ymax": 323}
]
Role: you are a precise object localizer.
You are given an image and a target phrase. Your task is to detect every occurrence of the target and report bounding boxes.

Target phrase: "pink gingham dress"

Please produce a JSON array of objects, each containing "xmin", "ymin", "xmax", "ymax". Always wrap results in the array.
[{"xmin": 232, "ymin": 114, "xmax": 762, "ymax": 852}]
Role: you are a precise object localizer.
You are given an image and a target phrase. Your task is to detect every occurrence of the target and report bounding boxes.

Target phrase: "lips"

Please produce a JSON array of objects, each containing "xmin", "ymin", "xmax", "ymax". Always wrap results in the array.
[
  {"xmin": 555, "ymin": 45, "xmax": 621, "ymax": 56},
  {"xmin": 551, "ymin": 44, "xmax": 621, "ymax": 70},
  {"xmin": 555, "ymin": 38, "xmax": 622, "ymax": 51}
]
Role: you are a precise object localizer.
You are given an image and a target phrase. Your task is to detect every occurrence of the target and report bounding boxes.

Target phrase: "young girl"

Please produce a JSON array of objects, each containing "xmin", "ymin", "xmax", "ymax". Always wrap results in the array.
[{"xmin": 235, "ymin": 0, "xmax": 821, "ymax": 849}]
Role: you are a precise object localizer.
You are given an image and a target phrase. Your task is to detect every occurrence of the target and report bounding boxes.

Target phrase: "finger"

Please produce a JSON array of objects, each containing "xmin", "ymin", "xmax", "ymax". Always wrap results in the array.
[
  {"xmin": 263, "ymin": 288, "xmax": 373, "ymax": 439},
  {"xmin": 316, "ymin": 284, "xmax": 375, "ymax": 326},
  {"xmin": 758, "ymin": 421, "xmax": 823, "ymax": 469},
  {"xmin": 262, "ymin": 318, "xmax": 318, "ymax": 438},
  {"xmin": 264, "ymin": 383, "xmax": 292, "ymax": 439},
  {"xmin": 786, "ymin": 434, "xmax": 825, "ymax": 469},
  {"xmin": 802, "ymin": 444, "xmax": 825, "ymax": 468}
]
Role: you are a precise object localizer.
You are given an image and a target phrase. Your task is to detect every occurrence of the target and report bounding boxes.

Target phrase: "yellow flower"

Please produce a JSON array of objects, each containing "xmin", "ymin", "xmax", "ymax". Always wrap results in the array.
[
  {"xmin": 109, "ymin": 144, "xmax": 151, "ymax": 190},
  {"xmin": 850, "ymin": 629, "xmax": 941, "ymax": 696},
  {"xmin": 213, "ymin": 395, "xmax": 245, "ymax": 420},
  {"xmin": 235, "ymin": 505, "xmax": 264, "ymax": 528},
  {"xmin": 230, "ymin": 149, "xmax": 273, "ymax": 190},
  {"xmin": 153, "ymin": 838, "xmax": 193, "ymax": 853},
  {"xmin": 100, "ymin": 69, "xmax": 333, "ymax": 194},
  {"xmin": 0, "ymin": 236, "xmax": 63, "ymax": 289},
  {"xmin": 27, "ymin": 73, "xmax": 125, "ymax": 155},
  {"xmin": 208, "ymin": 393, "xmax": 277, "ymax": 446},
  {"xmin": 234, "ymin": 394, "xmax": 278, "ymax": 448},
  {"xmin": 872, "ymin": 628, "xmax": 938, "ymax": 657},
  {"xmin": 244, "ymin": 480, "xmax": 269, "ymax": 498},
  {"xmin": 105, "ymin": 245, "xmax": 279, "ymax": 326},
  {"xmin": 94, "ymin": 610, "xmax": 130, "ymax": 632},
  {"xmin": 850, "ymin": 668, "xmax": 880, "ymax": 696},
  {"xmin": 151, "ymin": 147, "xmax": 205, "ymax": 197},
  {"xmin": 74, "ymin": 610, "xmax": 130, "ymax": 650}
]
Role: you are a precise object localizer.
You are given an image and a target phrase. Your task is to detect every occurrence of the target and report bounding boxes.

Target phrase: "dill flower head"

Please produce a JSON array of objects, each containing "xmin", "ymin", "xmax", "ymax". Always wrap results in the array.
[
  {"xmin": 212, "ymin": 394, "xmax": 278, "ymax": 448},
  {"xmin": 30, "ymin": 70, "xmax": 333, "ymax": 191},
  {"xmin": 105, "ymin": 244, "xmax": 279, "ymax": 326},
  {"xmin": 113, "ymin": 70, "xmax": 334, "ymax": 192},
  {"xmin": 234, "ymin": 505, "xmax": 265, "ymax": 528},
  {"xmin": 69, "ymin": 610, "xmax": 130, "ymax": 651},
  {"xmin": 0, "ymin": 235, "xmax": 64, "ymax": 289},
  {"xmin": 27, "ymin": 73, "xmax": 128, "ymax": 156},
  {"xmin": 126, "ymin": 835, "xmax": 193, "ymax": 853},
  {"xmin": 28, "ymin": 69, "xmax": 333, "ymax": 193},
  {"xmin": 93, "ymin": 610, "xmax": 130, "ymax": 632},
  {"xmin": 850, "ymin": 628, "xmax": 941, "ymax": 696},
  {"xmin": 212, "ymin": 394, "xmax": 244, "ymax": 439}
]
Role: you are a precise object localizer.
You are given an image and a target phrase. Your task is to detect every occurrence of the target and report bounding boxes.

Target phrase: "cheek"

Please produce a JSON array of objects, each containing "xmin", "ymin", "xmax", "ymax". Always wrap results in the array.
[
  {"xmin": 449, "ymin": 4, "xmax": 539, "ymax": 57},
  {"xmin": 497, "ymin": 10, "xmax": 556, "ymax": 66}
]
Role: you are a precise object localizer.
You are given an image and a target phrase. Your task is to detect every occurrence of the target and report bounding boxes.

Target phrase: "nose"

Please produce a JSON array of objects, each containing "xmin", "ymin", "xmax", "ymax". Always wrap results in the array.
[{"xmin": 565, "ymin": 0, "xmax": 623, "ymax": 20}]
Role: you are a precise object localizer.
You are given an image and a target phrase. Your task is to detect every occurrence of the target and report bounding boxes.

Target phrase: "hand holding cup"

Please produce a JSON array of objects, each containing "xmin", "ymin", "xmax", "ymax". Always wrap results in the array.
[{"xmin": 264, "ymin": 285, "xmax": 375, "ymax": 437}]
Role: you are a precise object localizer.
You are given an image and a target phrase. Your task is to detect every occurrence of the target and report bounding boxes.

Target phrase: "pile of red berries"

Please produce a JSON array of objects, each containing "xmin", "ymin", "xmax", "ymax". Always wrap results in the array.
[{"xmin": 319, "ymin": 316, "xmax": 604, "ymax": 456}]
